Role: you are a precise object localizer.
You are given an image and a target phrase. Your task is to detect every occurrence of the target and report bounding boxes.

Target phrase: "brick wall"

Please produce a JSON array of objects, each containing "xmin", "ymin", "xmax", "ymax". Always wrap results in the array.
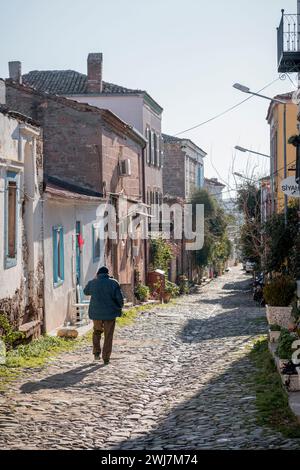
[
  {"xmin": 6, "ymin": 82, "xmax": 145, "ymax": 289},
  {"xmin": 162, "ymin": 142, "xmax": 185, "ymax": 198}
]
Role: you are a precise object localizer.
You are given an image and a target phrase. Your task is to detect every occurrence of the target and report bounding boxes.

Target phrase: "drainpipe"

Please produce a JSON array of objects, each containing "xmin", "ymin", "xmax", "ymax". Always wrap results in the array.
[{"xmin": 141, "ymin": 146, "xmax": 148, "ymax": 283}]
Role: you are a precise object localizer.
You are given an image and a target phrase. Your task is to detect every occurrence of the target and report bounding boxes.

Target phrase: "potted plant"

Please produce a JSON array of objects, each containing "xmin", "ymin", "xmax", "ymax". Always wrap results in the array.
[
  {"xmin": 269, "ymin": 324, "xmax": 281, "ymax": 343},
  {"xmin": 276, "ymin": 329, "xmax": 300, "ymax": 391},
  {"xmin": 164, "ymin": 281, "xmax": 180, "ymax": 303},
  {"xmin": 263, "ymin": 276, "xmax": 296, "ymax": 328},
  {"xmin": 134, "ymin": 284, "xmax": 150, "ymax": 303},
  {"xmin": 178, "ymin": 275, "xmax": 189, "ymax": 295}
]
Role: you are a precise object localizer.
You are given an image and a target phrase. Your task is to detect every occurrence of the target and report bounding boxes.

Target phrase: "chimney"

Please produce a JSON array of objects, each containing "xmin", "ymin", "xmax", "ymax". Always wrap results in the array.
[
  {"xmin": 87, "ymin": 53, "xmax": 103, "ymax": 93},
  {"xmin": 8, "ymin": 61, "xmax": 22, "ymax": 84}
]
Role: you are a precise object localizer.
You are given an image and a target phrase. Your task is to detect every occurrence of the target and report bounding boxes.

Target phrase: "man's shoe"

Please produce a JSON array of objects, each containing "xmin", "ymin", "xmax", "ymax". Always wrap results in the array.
[
  {"xmin": 103, "ymin": 359, "xmax": 110, "ymax": 365},
  {"xmin": 94, "ymin": 353, "xmax": 100, "ymax": 361}
]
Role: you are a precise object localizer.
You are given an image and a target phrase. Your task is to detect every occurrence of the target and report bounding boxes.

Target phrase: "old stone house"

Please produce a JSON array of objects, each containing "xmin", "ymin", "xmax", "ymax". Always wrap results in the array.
[
  {"xmin": 0, "ymin": 81, "xmax": 44, "ymax": 338},
  {"xmin": 204, "ymin": 177, "xmax": 225, "ymax": 203},
  {"xmin": 5, "ymin": 69, "xmax": 147, "ymax": 332},
  {"xmin": 161, "ymin": 134, "xmax": 206, "ymax": 282},
  {"xmin": 22, "ymin": 53, "xmax": 164, "ymax": 211},
  {"xmin": 162, "ymin": 134, "xmax": 206, "ymax": 201}
]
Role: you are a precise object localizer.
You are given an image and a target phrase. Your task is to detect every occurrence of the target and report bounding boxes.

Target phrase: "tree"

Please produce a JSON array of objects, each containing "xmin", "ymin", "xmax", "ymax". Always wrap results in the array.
[
  {"xmin": 149, "ymin": 237, "xmax": 174, "ymax": 272},
  {"xmin": 191, "ymin": 188, "xmax": 231, "ymax": 271},
  {"xmin": 237, "ymin": 182, "xmax": 262, "ymax": 265},
  {"xmin": 262, "ymin": 206, "xmax": 299, "ymax": 274}
]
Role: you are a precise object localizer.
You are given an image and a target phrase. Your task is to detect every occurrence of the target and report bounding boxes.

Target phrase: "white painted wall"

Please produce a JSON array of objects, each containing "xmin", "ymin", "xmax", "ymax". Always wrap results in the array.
[
  {"xmin": 0, "ymin": 112, "xmax": 43, "ymax": 326},
  {"xmin": 68, "ymin": 94, "xmax": 144, "ymax": 133},
  {"xmin": 43, "ymin": 198, "xmax": 104, "ymax": 333}
]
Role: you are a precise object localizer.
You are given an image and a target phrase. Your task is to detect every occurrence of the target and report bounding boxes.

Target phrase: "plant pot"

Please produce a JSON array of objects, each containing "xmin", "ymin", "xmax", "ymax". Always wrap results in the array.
[
  {"xmin": 297, "ymin": 280, "xmax": 300, "ymax": 299},
  {"xmin": 282, "ymin": 373, "xmax": 300, "ymax": 391},
  {"xmin": 266, "ymin": 305, "xmax": 293, "ymax": 329},
  {"xmin": 278, "ymin": 358, "xmax": 289, "ymax": 370},
  {"xmin": 269, "ymin": 330, "xmax": 281, "ymax": 343},
  {"xmin": 163, "ymin": 293, "xmax": 171, "ymax": 303}
]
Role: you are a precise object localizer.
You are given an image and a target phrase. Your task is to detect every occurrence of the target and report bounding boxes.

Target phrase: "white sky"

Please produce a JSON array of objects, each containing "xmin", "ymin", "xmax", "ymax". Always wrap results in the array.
[{"xmin": 0, "ymin": 0, "xmax": 297, "ymax": 198}]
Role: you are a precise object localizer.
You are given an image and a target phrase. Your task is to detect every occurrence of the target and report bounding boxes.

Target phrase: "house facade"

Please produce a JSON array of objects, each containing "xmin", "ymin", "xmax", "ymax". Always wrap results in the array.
[
  {"xmin": 42, "ymin": 178, "xmax": 104, "ymax": 332},
  {"xmin": 204, "ymin": 177, "xmax": 225, "ymax": 203},
  {"xmin": 162, "ymin": 134, "xmax": 206, "ymax": 200},
  {"xmin": 266, "ymin": 92, "xmax": 297, "ymax": 214},
  {"xmin": 22, "ymin": 54, "xmax": 164, "ymax": 212},
  {"xmin": 0, "ymin": 83, "xmax": 44, "ymax": 337},
  {"xmin": 6, "ymin": 71, "xmax": 147, "ymax": 332}
]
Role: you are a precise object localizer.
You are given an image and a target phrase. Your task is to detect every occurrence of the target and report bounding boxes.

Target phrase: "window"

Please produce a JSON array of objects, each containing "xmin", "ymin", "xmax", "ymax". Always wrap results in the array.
[
  {"xmin": 5, "ymin": 172, "xmax": 18, "ymax": 269},
  {"xmin": 145, "ymin": 127, "xmax": 150, "ymax": 164},
  {"xmin": 155, "ymin": 133, "xmax": 160, "ymax": 167},
  {"xmin": 151, "ymin": 131, "xmax": 155, "ymax": 165},
  {"xmin": 160, "ymin": 135, "xmax": 164, "ymax": 168},
  {"xmin": 92, "ymin": 223, "xmax": 104, "ymax": 263},
  {"xmin": 53, "ymin": 226, "xmax": 64, "ymax": 286},
  {"xmin": 153, "ymin": 133, "xmax": 158, "ymax": 166}
]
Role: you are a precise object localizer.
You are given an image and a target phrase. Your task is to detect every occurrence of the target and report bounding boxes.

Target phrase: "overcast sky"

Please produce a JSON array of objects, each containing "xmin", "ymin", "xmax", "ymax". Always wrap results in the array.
[{"xmin": 0, "ymin": 0, "xmax": 297, "ymax": 198}]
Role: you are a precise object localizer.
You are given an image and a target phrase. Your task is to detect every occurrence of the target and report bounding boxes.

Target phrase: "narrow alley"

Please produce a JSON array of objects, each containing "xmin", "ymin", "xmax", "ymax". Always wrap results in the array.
[{"xmin": 1, "ymin": 266, "xmax": 299, "ymax": 450}]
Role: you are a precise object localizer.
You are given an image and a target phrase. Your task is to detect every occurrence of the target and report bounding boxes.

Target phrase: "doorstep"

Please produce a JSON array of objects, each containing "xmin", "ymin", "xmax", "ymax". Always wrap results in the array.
[{"xmin": 48, "ymin": 321, "xmax": 93, "ymax": 338}]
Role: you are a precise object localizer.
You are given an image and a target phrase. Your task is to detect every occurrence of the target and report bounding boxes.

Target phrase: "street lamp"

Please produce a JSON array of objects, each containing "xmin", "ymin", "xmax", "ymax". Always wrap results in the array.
[
  {"xmin": 234, "ymin": 145, "xmax": 271, "ymax": 159},
  {"xmin": 233, "ymin": 82, "xmax": 288, "ymax": 226},
  {"xmin": 233, "ymin": 172, "xmax": 253, "ymax": 181}
]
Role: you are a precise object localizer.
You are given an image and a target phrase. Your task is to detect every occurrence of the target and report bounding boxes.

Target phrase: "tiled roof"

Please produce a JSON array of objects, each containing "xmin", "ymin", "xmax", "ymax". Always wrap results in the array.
[
  {"xmin": 45, "ymin": 176, "xmax": 103, "ymax": 199},
  {"xmin": 22, "ymin": 70, "xmax": 144, "ymax": 96},
  {"xmin": 162, "ymin": 133, "xmax": 184, "ymax": 143},
  {"xmin": 0, "ymin": 104, "xmax": 40, "ymax": 127},
  {"xmin": 162, "ymin": 133, "xmax": 207, "ymax": 156},
  {"xmin": 204, "ymin": 177, "xmax": 226, "ymax": 188}
]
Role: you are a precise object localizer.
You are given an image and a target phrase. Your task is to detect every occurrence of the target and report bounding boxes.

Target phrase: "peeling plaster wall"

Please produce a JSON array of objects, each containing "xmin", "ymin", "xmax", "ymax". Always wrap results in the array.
[{"xmin": 0, "ymin": 111, "xmax": 44, "ymax": 330}]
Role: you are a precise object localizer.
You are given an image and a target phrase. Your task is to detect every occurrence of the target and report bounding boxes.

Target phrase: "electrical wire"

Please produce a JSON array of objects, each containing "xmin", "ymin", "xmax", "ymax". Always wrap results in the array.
[{"xmin": 173, "ymin": 77, "xmax": 283, "ymax": 137}]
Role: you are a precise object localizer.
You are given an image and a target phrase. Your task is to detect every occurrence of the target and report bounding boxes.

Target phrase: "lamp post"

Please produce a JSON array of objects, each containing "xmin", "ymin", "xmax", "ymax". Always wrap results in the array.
[
  {"xmin": 234, "ymin": 145, "xmax": 274, "ymax": 213},
  {"xmin": 233, "ymin": 83, "xmax": 288, "ymax": 225},
  {"xmin": 233, "ymin": 172, "xmax": 254, "ymax": 182}
]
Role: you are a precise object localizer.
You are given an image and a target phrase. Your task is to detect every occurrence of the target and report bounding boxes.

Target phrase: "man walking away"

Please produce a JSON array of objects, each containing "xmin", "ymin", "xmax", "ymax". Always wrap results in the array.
[{"xmin": 83, "ymin": 267, "xmax": 124, "ymax": 365}]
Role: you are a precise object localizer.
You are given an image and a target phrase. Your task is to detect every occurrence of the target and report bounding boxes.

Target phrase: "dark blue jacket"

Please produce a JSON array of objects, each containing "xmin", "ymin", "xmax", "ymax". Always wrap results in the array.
[{"xmin": 83, "ymin": 274, "xmax": 124, "ymax": 321}]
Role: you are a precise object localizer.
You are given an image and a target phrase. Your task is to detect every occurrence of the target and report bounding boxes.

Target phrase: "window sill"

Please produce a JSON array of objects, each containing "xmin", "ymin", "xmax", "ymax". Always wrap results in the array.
[
  {"xmin": 5, "ymin": 258, "xmax": 17, "ymax": 270},
  {"xmin": 53, "ymin": 279, "xmax": 64, "ymax": 289}
]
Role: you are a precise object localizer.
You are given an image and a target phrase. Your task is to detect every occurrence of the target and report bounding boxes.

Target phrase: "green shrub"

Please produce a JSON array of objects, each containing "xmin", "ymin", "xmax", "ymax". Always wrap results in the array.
[
  {"xmin": 178, "ymin": 275, "xmax": 189, "ymax": 294},
  {"xmin": 165, "ymin": 280, "xmax": 180, "ymax": 297},
  {"xmin": 263, "ymin": 276, "xmax": 296, "ymax": 307},
  {"xmin": 0, "ymin": 313, "xmax": 24, "ymax": 350},
  {"xmin": 276, "ymin": 329, "xmax": 298, "ymax": 360},
  {"xmin": 135, "ymin": 284, "xmax": 150, "ymax": 302}
]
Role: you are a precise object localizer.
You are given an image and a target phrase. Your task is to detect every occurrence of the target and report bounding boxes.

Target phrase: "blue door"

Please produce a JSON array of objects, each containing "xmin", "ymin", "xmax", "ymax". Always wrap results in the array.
[{"xmin": 76, "ymin": 221, "xmax": 81, "ymax": 285}]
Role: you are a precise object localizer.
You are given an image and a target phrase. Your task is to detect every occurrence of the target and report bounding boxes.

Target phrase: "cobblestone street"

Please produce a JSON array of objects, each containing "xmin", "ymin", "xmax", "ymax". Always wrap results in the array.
[{"xmin": 1, "ymin": 266, "xmax": 300, "ymax": 450}]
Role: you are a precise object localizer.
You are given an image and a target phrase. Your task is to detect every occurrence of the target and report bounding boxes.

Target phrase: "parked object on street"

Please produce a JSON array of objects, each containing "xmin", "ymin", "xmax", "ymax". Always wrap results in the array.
[
  {"xmin": 245, "ymin": 260, "xmax": 256, "ymax": 273},
  {"xmin": 253, "ymin": 272, "xmax": 265, "ymax": 307}
]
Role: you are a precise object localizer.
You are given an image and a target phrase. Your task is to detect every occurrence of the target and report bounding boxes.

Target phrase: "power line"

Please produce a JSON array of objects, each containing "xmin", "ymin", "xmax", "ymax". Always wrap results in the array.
[{"xmin": 174, "ymin": 77, "xmax": 282, "ymax": 136}]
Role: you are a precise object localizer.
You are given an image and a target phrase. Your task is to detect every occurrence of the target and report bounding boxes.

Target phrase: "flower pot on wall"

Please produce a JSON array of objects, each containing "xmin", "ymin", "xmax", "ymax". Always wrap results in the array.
[
  {"xmin": 266, "ymin": 305, "xmax": 293, "ymax": 329},
  {"xmin": 269, "ymin": 330, "xmax": 281, "ymax": 343},
  {"xmin": 163, "ymin": 293, "xmax": 171, "ymax": 303},
  {"xmin": 282, "ymin": 372, "xmax": 300, "ymax": 392}
]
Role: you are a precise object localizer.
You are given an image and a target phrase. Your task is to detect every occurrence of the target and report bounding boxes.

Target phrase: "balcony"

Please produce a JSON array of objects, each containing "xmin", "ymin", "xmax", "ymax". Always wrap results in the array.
[{"xmin": 277, "ymin": 10, "xmax": 300, "ymax": 73}]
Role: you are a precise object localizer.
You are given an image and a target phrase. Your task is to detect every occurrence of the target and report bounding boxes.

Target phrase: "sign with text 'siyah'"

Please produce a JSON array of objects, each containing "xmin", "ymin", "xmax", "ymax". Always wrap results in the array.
[{"xmin": 281, "ymin": 176, "xmax": 300, "ymax": 197}]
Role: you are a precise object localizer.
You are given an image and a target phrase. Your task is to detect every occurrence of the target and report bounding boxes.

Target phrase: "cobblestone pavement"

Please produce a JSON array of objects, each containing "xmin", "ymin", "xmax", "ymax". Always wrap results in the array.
[{"xmin": 1, "ymin": 266, "xmax": 300, "ymax": 450}]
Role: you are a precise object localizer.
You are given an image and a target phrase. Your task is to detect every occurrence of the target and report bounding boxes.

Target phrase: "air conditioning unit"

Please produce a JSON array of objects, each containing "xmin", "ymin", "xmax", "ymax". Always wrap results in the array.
[{"xmin": 119, "ymin": 159, "xmax": 131, "ymax": 177}]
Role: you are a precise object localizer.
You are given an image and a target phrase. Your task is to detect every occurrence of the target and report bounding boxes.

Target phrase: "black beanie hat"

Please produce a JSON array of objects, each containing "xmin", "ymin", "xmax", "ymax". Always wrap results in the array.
[{"xmin": 97, "ymin": 266, "xmax": 109, "ymax": 275}]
